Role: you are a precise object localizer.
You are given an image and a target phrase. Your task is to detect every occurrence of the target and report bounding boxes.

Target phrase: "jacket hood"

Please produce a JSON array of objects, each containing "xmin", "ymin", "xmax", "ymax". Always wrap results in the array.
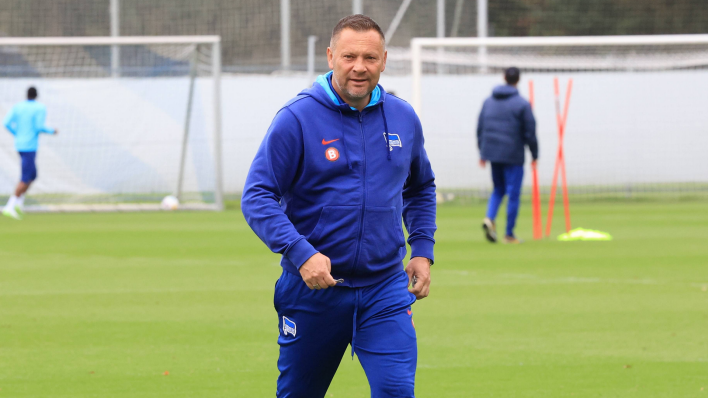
[
  {"xmin": 492, "ymin": 84, "xmax": 519, "ymax": 99},
  {"xmin": 300, "ymin": 71, "xmax": 384, "ymax": 111}
]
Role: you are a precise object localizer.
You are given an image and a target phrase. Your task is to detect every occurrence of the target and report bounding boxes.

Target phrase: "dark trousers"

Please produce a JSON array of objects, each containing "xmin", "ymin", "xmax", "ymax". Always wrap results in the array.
[
  {"xmin": 486, "ymin": 162, "xmax": 524, "ymax": 237},
  {"xmin": 274, "ymin": 269, "xmax": 417, "ymax": 397}
]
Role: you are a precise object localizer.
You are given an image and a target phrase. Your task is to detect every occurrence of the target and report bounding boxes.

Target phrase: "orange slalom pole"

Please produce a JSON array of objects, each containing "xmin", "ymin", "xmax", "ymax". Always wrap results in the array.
[
  {"xmin": 528, "ymin": 80, "xmax": 543, "ymax": 240},
  {"xmin": 545, "ymin": 78, "xmax": 563, "ymax": 237},
  {"xmin": 560, "ymin": 79, "xmax": 573, "ymax": 233},
  {"xmin": 546, "ymin": 78, "xmax": 573, "ymax": 237}
]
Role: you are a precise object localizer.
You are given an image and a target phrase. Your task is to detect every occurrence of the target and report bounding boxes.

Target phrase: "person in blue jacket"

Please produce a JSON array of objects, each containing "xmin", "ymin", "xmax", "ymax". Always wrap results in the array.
[
  {"xmin": 3, "ymin": 87, "xmax": 58, "ymax": 220},
  {"xmin": 241, "ymin": 15, "xmax": 436, "ymax": 398},
  {"xmin": 477, "ymin": 67, "xmax": 538, "ymax": 244}
]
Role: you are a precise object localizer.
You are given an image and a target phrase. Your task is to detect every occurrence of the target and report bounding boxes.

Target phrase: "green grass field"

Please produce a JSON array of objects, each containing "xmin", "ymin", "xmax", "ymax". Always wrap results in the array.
[{"xmin": 1, "ymin": 202, "xmax": 707, "ymax": 397}]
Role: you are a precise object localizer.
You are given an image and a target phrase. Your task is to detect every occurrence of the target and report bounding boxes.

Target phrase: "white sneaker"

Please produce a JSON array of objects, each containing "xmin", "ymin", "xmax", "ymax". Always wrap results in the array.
[
  {"xmin": 2, "ymin": 207, "xmax": 22, "ymax": 220},
  {"xmin": 482, "ymin": 217, "xmax": 497, "ymax": 243}
]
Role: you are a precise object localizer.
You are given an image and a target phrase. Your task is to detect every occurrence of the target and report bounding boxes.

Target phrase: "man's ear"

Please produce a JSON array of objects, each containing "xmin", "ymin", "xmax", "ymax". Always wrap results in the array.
[
  {"xmin": 327, "ymin": 47, "xmax": 334, "ymax": 70},
  {"xmin": 381, "ymin": 50, "xmax": 387, "ymax": 73}
]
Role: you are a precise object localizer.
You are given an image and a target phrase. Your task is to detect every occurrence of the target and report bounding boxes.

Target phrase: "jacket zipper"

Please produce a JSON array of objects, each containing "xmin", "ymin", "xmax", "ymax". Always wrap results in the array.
[{"xmin": 351, "ymin": 111, "xmax": 366, "ymax": 277}]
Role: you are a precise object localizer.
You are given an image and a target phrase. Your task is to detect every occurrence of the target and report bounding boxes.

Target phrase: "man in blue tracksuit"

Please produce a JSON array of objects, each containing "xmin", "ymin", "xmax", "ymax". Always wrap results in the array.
[
  {"xmin": 3, "ymin": 87, "xmax": 58, "ymax": 220},
  {"xmin": 241, "ymin": 15, "xmax": 436, "ymax": 397},
  {"xmin": 477, "ymin": 67, "xmax": 538, "ymax": 244}
]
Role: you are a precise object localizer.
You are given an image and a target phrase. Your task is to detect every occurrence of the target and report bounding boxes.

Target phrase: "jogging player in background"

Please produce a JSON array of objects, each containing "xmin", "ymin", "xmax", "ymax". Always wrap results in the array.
[
  {"xmin": 477, "ymin": 67, "xmax": 538, "ymax": 244},
  {"xmin": 241, "ymin": 15, "xmax": 436, "ymax": 398},
  {"xmin": 3, "ymin": 87, "xmax": 58, "ymax": 219}
]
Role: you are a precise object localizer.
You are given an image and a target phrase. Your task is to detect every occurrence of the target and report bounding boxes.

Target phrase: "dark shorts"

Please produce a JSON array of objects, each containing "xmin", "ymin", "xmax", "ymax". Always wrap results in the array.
[{"xmin": 19, "ymin": 151, "xmax": 37, "ymax": 183}]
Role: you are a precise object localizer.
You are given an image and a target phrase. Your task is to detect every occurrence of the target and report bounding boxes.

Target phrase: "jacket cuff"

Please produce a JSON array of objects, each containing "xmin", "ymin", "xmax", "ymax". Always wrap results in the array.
[
  {"xmin": 285, "ymin": 237, "xmax": 319, "ymax": 269},
  {"xmin": 410, "ymin": 238, "xmax": 435, "ymax": 264}
]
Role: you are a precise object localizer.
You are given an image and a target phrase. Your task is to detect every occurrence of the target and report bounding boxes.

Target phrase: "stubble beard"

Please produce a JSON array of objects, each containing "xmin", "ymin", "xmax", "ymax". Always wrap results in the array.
[{"xmin": 333, "ymin": 73, "xmax": 371, "ymax": 101}]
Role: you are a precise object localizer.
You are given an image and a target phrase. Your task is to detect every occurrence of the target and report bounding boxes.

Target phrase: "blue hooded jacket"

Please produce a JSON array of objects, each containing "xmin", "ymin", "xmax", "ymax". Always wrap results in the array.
[
  {"xmin": 241, "ymin": 72, "xmax": 437, "ymax": 288},
  {"xmin": 477, "ymin": 85, "xmax": 538, "ymax": 165}
]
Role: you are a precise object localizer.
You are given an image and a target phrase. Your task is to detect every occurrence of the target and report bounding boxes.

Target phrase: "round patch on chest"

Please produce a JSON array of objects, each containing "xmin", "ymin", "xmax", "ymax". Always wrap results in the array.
[{"xmin": 325, "ymin": 147, "xmax": 340, "ymax": 162}]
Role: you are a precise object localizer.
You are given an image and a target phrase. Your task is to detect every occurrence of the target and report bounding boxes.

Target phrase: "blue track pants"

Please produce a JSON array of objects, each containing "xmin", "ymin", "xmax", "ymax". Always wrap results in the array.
[
  {"xmin": 274, "ymin": 269, "xmax": 417, "ymax": 398},
  {"xmin": 486, "ymin": 162, "xmax": 524, "ymax": 237}
]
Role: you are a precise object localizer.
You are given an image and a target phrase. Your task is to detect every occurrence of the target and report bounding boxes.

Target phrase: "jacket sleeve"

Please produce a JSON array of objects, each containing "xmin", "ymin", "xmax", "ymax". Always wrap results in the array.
[
  {"xmin": 3, "ymin": 107, "xmax": 17, "ymax": 136},
  {"xmin": 241, "ymin": 107, "xmax": 319, "ymax": 269},
  {"xmin": 35, "ymin": 106, "xmax": 55, "ymax": 134},
  {"xmin": 522, "ymin": 102, "xmax": 538, "ymax": 160},
  {"xmin": 476, "ymin": 101, "xmax": 485, "ymax": 153},
  {"xmin": 402, "ymin": 114, "xmax": 437, "ymax": 263}
]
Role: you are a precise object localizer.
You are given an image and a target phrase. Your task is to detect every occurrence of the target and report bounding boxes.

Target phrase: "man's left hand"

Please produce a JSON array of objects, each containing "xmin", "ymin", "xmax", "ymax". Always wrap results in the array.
[{"xmin": 405, "ymin": 257, "xmax": 431, "ymax": 300}]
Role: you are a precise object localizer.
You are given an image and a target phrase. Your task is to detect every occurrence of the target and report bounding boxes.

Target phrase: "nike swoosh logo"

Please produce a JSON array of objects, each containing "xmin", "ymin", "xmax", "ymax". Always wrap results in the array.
[{"xmin": 322, "ymin": 138, "xmax": 340, "ymax": 145}]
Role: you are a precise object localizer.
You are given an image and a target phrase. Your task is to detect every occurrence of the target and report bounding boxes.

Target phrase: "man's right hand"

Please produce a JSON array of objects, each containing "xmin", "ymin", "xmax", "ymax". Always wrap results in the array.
[
  {"xmin": 299, "ymin": 253, "xmax": 337, "ymax": 290},
  {"xmin": 479, "ymin": 159, "xmax": 486, "ymax": 168}
]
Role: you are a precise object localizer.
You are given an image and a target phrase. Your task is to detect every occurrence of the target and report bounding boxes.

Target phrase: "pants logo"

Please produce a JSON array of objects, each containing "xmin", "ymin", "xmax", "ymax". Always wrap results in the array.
[{"xmin": 283, "ymin": 316, "xmax": 297, "ymax": 336}]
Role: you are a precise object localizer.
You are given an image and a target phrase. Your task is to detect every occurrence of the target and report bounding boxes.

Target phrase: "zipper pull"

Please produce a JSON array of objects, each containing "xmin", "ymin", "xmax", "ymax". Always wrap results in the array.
[{"xmin": 358, "ymin": 112, "xmax": 363, "ymax": 123}]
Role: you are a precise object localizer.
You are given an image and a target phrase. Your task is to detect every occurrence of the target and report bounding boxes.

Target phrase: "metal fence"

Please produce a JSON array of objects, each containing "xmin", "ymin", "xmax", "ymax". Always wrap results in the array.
[{"xmin": 1, "ymin": 0, "xmax": 706, "ymax": 74}]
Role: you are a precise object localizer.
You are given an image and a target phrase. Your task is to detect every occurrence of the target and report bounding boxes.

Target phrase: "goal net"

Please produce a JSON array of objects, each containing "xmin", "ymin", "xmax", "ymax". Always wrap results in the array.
[
  {"xmin": 0, "ymin": 36, "xmax": 223, "ymax": 211},
  {"xmin": 407, "ymin": 34, "xmax": 708, "ymax": 200}
]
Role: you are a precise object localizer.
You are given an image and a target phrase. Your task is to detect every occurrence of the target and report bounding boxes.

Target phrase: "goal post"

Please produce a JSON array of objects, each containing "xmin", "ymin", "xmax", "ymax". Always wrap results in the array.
[
  {"xmin": 409, "ymin": 34, "xmax": 708, "ymax": 199},
  {"xmin": 0, "ymin": 35, "xmax": 223, "ymax": 211}
]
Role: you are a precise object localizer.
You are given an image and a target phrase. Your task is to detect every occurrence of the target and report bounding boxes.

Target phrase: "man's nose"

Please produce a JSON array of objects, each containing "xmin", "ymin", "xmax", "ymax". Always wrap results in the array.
[{"xmin": 352, "ymin": 57, "xmax": 366, "ymax": 73}]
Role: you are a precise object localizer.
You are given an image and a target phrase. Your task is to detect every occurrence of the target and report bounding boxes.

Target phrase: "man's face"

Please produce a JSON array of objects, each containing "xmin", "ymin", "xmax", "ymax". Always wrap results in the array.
[{"xmin": 327, "ymin": 28, "xmax": 387, "ymax": 104}]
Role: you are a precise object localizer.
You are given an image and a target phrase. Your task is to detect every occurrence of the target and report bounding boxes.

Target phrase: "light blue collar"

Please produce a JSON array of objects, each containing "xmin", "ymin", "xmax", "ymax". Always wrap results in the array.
[{"xmin": 316, "ymin": 71, "xmax": 381, "ymax": 110}]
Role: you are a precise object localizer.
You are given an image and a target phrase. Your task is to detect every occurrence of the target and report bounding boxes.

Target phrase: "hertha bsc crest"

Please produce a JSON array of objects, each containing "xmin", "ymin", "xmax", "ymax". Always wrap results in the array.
[
  {"xmin": 383, "ymin": 132, "xmax": 402, "ymax": 151},
  {"xmin": 283, "ymin": 316, "xmax": 297, "ymax": 336}
]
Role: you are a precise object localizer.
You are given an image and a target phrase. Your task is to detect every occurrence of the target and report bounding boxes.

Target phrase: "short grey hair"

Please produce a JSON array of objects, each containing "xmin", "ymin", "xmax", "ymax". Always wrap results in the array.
[{"xmin": 330, "ymin": 14, "xmax": 385, "ymax": 49}]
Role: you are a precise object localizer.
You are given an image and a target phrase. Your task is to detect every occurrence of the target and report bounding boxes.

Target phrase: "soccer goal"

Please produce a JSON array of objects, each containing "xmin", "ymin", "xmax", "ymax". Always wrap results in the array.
[
  {"xmin": 0, "ymin": 36, "xmax": 223, "ymax": 212},
  {"xmin": 409, "ymin": 34, "xmax": 708, "ymax": 199}
]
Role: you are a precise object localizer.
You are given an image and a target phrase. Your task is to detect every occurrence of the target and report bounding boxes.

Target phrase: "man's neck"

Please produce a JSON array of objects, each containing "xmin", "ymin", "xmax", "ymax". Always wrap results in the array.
[
  {"xmin": 331, "ymin": 79, "xmax": 370, "ymax": 111},
  {"xmin": 346, "ymin": 95, "xmax": 370, "ymax": 112}
]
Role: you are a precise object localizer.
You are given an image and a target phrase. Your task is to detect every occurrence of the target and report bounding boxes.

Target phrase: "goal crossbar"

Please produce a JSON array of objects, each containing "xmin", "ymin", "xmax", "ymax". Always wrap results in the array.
[
  {"xmin": 412, "ymin": 34, "xmax": 708, "ymax": 49},
  {"xmin": 0, "ymin": 36, "xmax": 220, "ymax": 47},
  {"xmin": 411, "ymin": 34, "xmax": 708, "ymax": 113}
]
